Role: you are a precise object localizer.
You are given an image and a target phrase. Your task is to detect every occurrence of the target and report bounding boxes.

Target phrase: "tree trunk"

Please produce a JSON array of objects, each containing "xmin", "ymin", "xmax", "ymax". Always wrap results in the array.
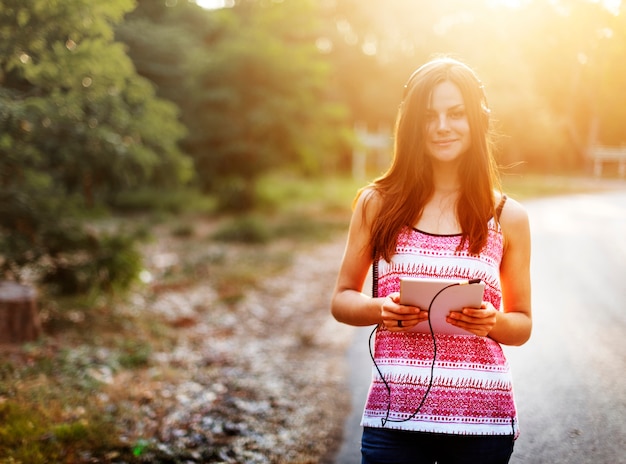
[{"xmin": 0, "ymin": 281, "xmax": 41, "ymax": 344}]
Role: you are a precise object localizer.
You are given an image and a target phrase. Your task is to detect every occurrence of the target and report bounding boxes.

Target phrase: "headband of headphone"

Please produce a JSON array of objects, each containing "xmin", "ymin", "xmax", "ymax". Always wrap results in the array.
[{"xmin": 402, "ymin": 58, "xmax": 491, "ymax": 120}]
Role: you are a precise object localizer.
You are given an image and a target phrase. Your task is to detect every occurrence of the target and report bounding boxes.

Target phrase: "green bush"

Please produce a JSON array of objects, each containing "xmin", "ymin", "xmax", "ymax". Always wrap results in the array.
[
  {"xmin": 212, "ymin": 215, "xmax": 271, "ymax": 244},
  {"xmin": 214, "ymin": 177, "xmax": 257, "ymax": 213},
  {"xmin": 110, "ymin": 187, "xmax": 216, "ymax": 215},
  {"xmin": 41, "ymin": 230, "xmax": 143, "ymax": 295}
]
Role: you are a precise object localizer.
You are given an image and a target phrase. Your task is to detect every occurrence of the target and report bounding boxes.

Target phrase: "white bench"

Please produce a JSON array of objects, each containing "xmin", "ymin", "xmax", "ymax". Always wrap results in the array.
[{"xmin": 588, "ymin": 145, "xmax": 626, "ymax": 178}]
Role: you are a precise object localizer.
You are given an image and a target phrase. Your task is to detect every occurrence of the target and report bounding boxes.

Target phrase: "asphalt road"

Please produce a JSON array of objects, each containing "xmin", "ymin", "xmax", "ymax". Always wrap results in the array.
[{"xmin": 333, "ymin": 189, "xmax": 626, "ymax": 464}]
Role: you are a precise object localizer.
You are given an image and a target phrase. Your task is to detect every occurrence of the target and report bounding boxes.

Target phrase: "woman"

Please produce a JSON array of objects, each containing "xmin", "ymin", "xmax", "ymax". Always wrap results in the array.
[{"xmin": 330, "ymin": 57, "xmax": 532, "ymax": 464}]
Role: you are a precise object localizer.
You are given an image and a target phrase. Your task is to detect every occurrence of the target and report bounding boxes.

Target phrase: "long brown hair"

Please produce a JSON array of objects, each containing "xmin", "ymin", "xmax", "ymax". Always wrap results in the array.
[{"xmin": 362, "ymin": 57, "xmax": 501, "ymax": 261}]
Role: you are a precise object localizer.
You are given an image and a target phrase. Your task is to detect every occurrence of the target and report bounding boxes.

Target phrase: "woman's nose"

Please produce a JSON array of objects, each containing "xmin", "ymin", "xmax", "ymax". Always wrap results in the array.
[{"xmin": 436, "ymin": 115, "xmax": 450, "ymax": 131}]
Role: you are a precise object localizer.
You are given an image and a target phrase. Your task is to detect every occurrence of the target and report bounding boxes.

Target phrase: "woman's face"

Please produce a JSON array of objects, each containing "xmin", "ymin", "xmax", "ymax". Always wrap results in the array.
[{"xmin": 424, "ymin": 80, "xmax": 471, "ymax": 164}]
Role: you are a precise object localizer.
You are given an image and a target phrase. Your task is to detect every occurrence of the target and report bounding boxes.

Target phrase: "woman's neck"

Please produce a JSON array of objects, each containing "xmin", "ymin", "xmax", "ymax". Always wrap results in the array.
[
  {"xmin": 416, "ymin": 171, "xmax": 462, "ymax": 234},
  {"xmin": 431, "ymin": 163, "xmax": 461, "ymax": 194}
]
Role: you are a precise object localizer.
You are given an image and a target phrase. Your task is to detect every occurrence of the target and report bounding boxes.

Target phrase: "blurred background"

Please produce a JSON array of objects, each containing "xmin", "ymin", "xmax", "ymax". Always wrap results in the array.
[
  {"xmin": 1, "ymin": 0, "xmax": 624, "ymax": 462},
  {"xmin": 3, "ymin": 0, "xmax": 625, "ymax": 290}
]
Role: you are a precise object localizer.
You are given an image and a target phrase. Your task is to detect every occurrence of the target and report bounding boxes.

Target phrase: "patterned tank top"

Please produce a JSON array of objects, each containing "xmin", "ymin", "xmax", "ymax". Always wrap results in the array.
[{"xmin": 361, "ymin": 203, "xmax": 519, "ymax": 437}]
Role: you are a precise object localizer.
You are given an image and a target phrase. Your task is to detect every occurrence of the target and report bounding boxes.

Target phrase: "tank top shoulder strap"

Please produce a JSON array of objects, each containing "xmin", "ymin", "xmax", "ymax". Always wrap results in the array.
[
  {"xmin": 495, "ymin": 194, "xmax": 507, "ymax": 222},
  {"xmin": 371, "ymin": 249, "xmax": 379, "ymax": 298}
]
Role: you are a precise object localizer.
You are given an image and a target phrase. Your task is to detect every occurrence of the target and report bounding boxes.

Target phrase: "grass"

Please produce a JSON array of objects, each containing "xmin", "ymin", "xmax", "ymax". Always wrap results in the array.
[
  {"xmin": 0, "ymin": 291, "xmax": 174, "ymax": 463},
  {"xmin": 0, "ymin": 348, "xmax": 131, "ymax": 462},
  {"xmin": 1, "ymin": 171, "xmax": 619, "ymax": 463},
  {"xmin": 0, "ymin": 400, "xmax": 121, "ymax": 462}
]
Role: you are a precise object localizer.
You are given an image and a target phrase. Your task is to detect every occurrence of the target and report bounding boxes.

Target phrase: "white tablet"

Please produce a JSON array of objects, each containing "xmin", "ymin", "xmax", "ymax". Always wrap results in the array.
[{"xmin": 399, "ymin": 277, "xmax": 485, "ymax": 335}]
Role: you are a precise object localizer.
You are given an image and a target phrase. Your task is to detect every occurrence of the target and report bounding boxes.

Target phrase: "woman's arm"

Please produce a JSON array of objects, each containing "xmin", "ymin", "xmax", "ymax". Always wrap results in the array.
[
  {"xmin": 330, "ymin": 190, "xmax": 385, "ymax": 326},
  {"xmin": 331, "ymin": 190, "xmax": 425, "ymax": 328},
  {"xmin": 489, "ymin": 196, "xmax": 532, "ymax": 345}
]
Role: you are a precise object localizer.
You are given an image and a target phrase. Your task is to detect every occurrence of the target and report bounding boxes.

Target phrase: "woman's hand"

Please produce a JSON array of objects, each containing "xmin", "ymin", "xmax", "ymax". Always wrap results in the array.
[
  {"xmin": 446, "ymin": 302, "xmax": 498, "ymax": 337},
  {"xmin": 381, "ymin": 292, "xmax": 428, "ymax": 332}
]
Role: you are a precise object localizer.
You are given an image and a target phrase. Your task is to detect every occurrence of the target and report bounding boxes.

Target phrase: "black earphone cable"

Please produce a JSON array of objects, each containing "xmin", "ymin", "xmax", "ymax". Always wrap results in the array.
[{"xmin": 368, "ymin": 279, "xmax": 481, "ymax": 427}]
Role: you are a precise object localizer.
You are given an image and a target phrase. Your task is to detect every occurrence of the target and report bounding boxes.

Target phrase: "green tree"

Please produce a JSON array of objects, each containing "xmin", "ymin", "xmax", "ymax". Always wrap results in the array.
[
  {"xmin": 0, "ymin": 0, "xmax": 191, "ymax": 292},
  {"xmin": 118, "ymin": 0, "xmax": 350, "ymax": 210},
  {"xmin": 322, "ymin": 0, "xmax": 626, "ymax": 172}
]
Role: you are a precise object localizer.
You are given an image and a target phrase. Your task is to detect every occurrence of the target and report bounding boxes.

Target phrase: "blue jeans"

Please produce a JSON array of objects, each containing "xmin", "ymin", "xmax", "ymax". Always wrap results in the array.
[{"xmin": 361, "ymin": 427, "xmax": 514, "ymax": 464}]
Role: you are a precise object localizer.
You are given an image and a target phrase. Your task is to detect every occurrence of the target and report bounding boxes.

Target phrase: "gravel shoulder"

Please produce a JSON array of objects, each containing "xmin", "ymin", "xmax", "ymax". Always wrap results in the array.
[{"xmin": 116, "ymin": 233, "xmax": 355, "ymax": 463}]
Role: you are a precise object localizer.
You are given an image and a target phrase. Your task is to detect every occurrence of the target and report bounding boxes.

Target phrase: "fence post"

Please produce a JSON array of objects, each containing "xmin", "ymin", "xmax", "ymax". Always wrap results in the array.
[
  {"xmin": 588, "ymin": 145, "xmax": 626, "ymax": 179},
  {"xmin": 352, "ymin": 122, "xmax": 392, "ymax": 180}
]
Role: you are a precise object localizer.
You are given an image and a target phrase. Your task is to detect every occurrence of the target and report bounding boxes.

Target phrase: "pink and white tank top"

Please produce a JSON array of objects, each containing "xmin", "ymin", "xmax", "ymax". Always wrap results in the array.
[{"xmin": 361, "ymin": 215, "xmax": 519, "ymax": 437}]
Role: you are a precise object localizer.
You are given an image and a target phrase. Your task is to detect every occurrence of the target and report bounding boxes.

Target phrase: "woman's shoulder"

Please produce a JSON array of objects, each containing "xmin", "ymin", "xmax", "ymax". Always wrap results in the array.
[
  {"xmin": 496, "ymin": 193, "xmax": 530, "ymax": 247},
  {"xmin": 497, "ymin": 193, "xmax": 529, "ymax": 226},
  {"xmin": 354, "ymin": 185, "xmax": 384, "ymax": 214}
]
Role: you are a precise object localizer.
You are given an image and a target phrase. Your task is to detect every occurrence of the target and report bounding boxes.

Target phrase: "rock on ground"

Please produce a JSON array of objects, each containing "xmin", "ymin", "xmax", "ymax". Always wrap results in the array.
[{"xmin": 111, "ymin": 235, "xmax": 355, "ymax": 463}]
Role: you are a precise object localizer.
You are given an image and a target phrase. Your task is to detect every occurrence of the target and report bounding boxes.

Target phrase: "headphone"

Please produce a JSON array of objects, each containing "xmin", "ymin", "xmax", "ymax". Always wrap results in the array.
[{"xmin": 402, "ymin": 58, "xmax": 491, "ymax": 128}]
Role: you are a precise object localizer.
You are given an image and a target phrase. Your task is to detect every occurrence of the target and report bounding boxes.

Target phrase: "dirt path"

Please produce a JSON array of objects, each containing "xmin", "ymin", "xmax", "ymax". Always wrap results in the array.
[
  {"xmin": 217, "ymin": 235, "xmax": 355, "ymax": 463},
  {"xmin": 121, "ymin": 233, "xmax": 356, "ymax": 463}
]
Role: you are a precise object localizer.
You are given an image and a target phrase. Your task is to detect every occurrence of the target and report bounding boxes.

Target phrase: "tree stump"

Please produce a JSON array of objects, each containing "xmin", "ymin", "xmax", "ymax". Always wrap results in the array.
[{"xmin": 0, "ymin": 281, "xmax": 41, "ymax": 344}]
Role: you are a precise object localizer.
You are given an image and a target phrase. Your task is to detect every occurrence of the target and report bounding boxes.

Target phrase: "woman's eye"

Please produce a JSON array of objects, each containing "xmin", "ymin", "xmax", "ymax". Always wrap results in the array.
[{"xmin": 449, "ymin": 110, "xmax": 465, "ymax": 119}]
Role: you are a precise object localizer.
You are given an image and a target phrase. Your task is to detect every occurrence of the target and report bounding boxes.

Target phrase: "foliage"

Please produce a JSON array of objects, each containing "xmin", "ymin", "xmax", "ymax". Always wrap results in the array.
[
  {"xmin": 0, "ymin": 0, "xmax": 193, "ymax": 293},
  {"xmin": 110, "ymin": 186, "xmax": 217, "ymax": 214},
  {"xmin": 0, "ymin": 353, "xmax": 162, "ymax": 463},
  {"xmin": 1, "ymin": 0, "xmax": 623, "ymax": 289},
  {"xmin": 313, "ymin": 0, "xmax": 626, "ymax": 171},
  {"xmin": 41, "ymin": 231, "xmax": 144, "ymax": 295},
  {"xmin": 212, "ymin": 214, "xmax": 272, "ymax": 244},
  {"xmin": 0, "ymin": 400, "xmax": 127, "ymax": 463},
  {"xmin": 117, "ymin": 0, "xmax": 351, "ymax": 210},
  {"xmin": 116, "ymin": 0, "xmax": 626, "ymax": 208},
  {"xmin": 0, "ymin": 173, "xmax": 610, "ymax": 463},
  {"xmin": 0, "ymin": 0, "xmax": 192, "ymax": 202},
  {"xmin": 514, "ymin": 1, "xmax": 626, "ymax": 156}
]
